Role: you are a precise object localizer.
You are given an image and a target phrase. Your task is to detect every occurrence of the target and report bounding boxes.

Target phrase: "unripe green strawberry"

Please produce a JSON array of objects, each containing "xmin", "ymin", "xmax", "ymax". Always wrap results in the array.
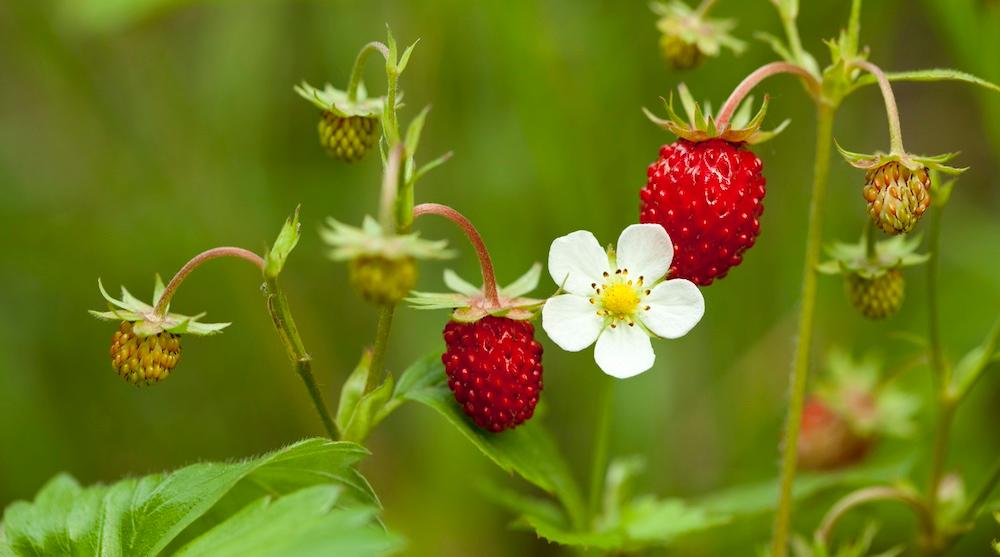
[
  {"xmin": 659, "ymin": 34, "xmax": 702, "ymax": 70},
  {"xmin": 846, "ymin": 269, "xmax": 904, "ymax": 320},
  {"xmin": 318, "ymin": 113, "xmax": 378, "ymax": 163},
  {"xmin": 863, "ymin": 162, "xmax": 931, "ymax": 235},
  {"xmin": 110, "ymin": 321, "xmax": 181, "ymax": 385},
  {"xmin": 349, "ymin": 255, "xmax": 417, "ymax": 305}
]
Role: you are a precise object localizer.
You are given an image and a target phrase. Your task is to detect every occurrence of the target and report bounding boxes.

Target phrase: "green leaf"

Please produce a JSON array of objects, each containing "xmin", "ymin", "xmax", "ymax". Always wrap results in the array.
[
  {"xmin": 952, "ymin": 318, "xmax": 1000, "ymax": 401},
  {"xmin": 0, "ymin": 439, "xmax": 376, "ymax": 557},
  {"xmin": 393, "ymin": 355, "xmax": 587, "ymax": 529},
  {"xmin": 172, "ymin": 486, "xmax": 399, "ymax": 557},
  {"xmin": 849, "ymin": 69, "xmax": 1000, "ymax": 95},
  {"xmin": 341, "ymin": 375, "xmax": 395, "ymax": 443},
  {"xmin": 264, "ymin": 207, "xmax": 301, "ymax": 279},
  {"xmin": 336, "ymin": 351, "xmax": 373, "ymax": 433}
]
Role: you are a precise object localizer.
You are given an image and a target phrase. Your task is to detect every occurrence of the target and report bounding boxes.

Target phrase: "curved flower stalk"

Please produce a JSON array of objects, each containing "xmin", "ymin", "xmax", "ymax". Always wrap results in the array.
[{"xmin": 542, "ymin": 224, "xmax": 704, "ymax": 378}]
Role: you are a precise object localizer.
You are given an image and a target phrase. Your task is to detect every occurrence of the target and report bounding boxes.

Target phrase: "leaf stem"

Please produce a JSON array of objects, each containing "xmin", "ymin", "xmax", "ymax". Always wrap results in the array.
[
  {"xmin": 852, "ymin": 60, "xmax": 906, "ymax": 155},
  {"xmin": 925, "ymin": 193, "xmax": 953, "ymax": 519},
  {"xmin": 716, "ymin": 62, "xmax": 822, "ymax": 128},
  {"xmin": 771, "ymin": 102, "xmax": 836, "ymax": 557},
  {"xmin": 413, "ymin": 203, "xmax": 500, "ymax": 307},
  {"xmin": 155, "ymin": 247, "xmax": 264, "ymax": 316},
  {"xmin": 366, "ymin": 304, "xmax": 396, "ymax": 394},
  {"xmin": 814, "ymin": 486, "xmax": 934, "ymax": 548},
  {"xmin": 587, "ymin": 375, "xmax": 614, "ymax": 525},
  {"xmin": 347, "ymin": 41, "xmax": 390, "ymax": 102},
  {"xmin": 262, "ymin": 277, "xmax": 337, "ymax": 439}
]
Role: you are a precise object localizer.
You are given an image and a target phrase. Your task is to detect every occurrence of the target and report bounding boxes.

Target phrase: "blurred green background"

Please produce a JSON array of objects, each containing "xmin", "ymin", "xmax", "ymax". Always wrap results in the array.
[{"xmin": 1, "ymin": 0, "xmax": 998, "ymax": 554}]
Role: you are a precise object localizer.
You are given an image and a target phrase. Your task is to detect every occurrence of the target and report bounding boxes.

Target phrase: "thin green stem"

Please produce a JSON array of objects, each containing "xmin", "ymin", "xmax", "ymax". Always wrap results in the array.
[
  {"xmin": 263, "ymin": 277, "xmax": 337, "ymax": 439},
  {"xmin": 779, "ymin": 9, "xmax": 806, "ymax": 69},
  {"xmin": 926, "ymin": 400, "xmax": 955, "ymax": 519},
  {"xmin": 155, "ymin": 247, "xmax": 264, "ymax": 316},
  {"xmin": 771, "ymin": 103, "xmax": 836, "ymax": 557},
  {"xmin": 852, "ymin": 60, "xmax": 905, "ymax": 154},
  {"xmin": 814, "ymin": 486, "xmax": 934, "ymax": 548},
  {"xmin": 927, "ymin": 202, "xmax": 948, "ymax": 387},
  {"xmin": 346, "ymin": 42, "xmax": 389, "ymax": 102},
  {"xmin": 588, "ymin": 376, "xmax": 614, "ymax": 525},
  {"xmin": 366, "ymin": 304, "xmax": 396, "ymax": 393}
]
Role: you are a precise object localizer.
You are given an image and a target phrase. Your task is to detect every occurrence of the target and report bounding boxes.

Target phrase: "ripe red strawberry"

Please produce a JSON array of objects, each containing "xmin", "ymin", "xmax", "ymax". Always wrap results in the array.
[
  {"xmin": 442, "ymin": 316, "xmax": 543, "ymax": 432},
  {"xmin": 640, "ymin": 138, "xmax": 765, "ymax": 285}
]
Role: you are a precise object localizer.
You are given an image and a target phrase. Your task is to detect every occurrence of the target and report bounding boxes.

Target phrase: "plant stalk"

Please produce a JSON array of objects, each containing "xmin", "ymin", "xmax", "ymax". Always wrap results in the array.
[
  {"xmin": 413, "ymin": 203, "xmax": 500, "ymax": 307},
  {"xmin": 263, "ymin": 277, "xmax": 337, "ymax": 439},
  {"xmin": 925, "ymin": 198, "xmax": 952, "ymax": 518},
  {"xmin": 155, "ymin": 247, "xmax": 264, "ymax": 316},
  {"xmin": 771, "ymin": 102, "xmax": 836, "ymax": 557},
  {"xmin": 347, "ymin": 42, "xmax": 389, "ymax": 102},
  {"xmin": 588, "ymin": 375, "xmax": 614, "ymax": 525},
  {"xmin": 852, "ymin": 60, "xmax": 905, "ymax": 155},
  {"xmin": 814, "ymin": 486, "xmax": 934, "ymax": 548},
  {"xmin": 366, "ymin": 304, "xmax": 396, "ymax": 394},
  {"xmin": 716, "ymin": 62, "xmax": 822, "ymax": 128}
]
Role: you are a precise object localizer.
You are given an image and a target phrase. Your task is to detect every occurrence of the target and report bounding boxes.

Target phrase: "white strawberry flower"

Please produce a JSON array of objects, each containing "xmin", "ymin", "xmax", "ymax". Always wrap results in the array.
[{"xmin": 542, "ymin": 224, "xmax": 705, "ymax": 378}]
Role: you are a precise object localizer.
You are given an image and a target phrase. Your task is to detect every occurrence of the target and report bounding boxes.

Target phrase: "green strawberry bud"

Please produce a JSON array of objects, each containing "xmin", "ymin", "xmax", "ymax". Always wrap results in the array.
[
  {"xmin": 349, "ymin": 255, "xmax": 417, "ymax": 305},
  {"xmin": 845, "ymin": 269, "xmax": 904, "ymax": 320},
  {"xmin": 863, "ymin": 161, "xmax": 931, "ymax": 235},
  {"xmin": 110, "ymin": 321, "xmax": 181, "ymax": 385},
  {"xmin": 318, "ymin": 113, "xmax": 379, "ymax": 162}
]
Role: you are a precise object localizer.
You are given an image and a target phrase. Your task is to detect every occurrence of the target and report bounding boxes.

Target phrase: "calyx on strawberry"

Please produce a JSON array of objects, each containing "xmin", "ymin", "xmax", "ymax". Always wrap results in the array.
[
  {"xmin": 650, "ymin": 1, "xmax": 744, "ymax": 70},
  {"xmin": 836, "ymin": 144, "xmax": 965, "ymax": 235},
  {"xmin": 411, "ymin": 265, "xmax": 546, "ymax": 432},
  {"xmin": 90, "ymin": 276, "xmax": 229, "ymax": 385},
  {"xmin": 817, "ymin": 232, "xmax": 928, "ymax": 320},
  {"xmin": 798, "ymin": 349, "xmax": 919, "ymax": 471},
  {"xmin": 640, "ymin": 85, "xmax": 787, "ymax": 285}
]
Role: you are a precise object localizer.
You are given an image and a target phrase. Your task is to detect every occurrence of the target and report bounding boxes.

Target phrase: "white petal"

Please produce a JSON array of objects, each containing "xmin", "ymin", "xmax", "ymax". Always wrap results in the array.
[
  {"xmin": 594, "ymin": 324, "xmax": 654, "ymax": 379},
  {"xmin": 639, "ymin": 279, "xmax": 704, "ymax": 339},
  {"xmin": 615, "ymin": 224, "xmax": 673, "ymax": 282},
  {"xmin": 548, "ymin": 230, "xmax": 610, "ymax": 295},
  {"xmin": 542, "ymin": 294, "xmax": 604, "ymax": 352}
]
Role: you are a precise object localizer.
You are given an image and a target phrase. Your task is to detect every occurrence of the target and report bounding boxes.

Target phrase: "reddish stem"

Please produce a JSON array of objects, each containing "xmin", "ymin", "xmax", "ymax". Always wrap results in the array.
[
  {"xmin": 412, "ymin": 203, "xmax": 499, "ymax": 307},
  {"xmin": 155, "ymin": 247, "xmax": 264, "ymax": 315},
  {"xmin": 716, "ymin": 62, "xmax": 821, "ymax": 128}
]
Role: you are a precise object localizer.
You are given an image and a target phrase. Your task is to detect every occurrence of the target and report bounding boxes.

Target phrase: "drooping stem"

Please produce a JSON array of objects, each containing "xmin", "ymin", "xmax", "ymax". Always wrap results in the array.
[
  {"xmin": 587, "ymin": 375, "xmax": 614, "ymax": 525},
  {"xmin": 413, "ymin": 203, "xmax": 500, "ymax": 307},
  {"xmin": 814, "ymin": 486, "xmax": 934, "ymax": 548},
  {"xmin": 716, "ymin": 62, "xmax": 822, "ymax": 128},
  {"xmin": 262, "ymin": 277, "xmax": 337, "ymax": 439},
  {"xmin": 155, "ymin": 247, "xmax": 264, "ymax": 316},
  {"xmin": 366, "ymin": 304, "xmax": 396, "ymax": 394},
  {"xmin": 852, "ymin": 60, "xmax": 905, "ymax": 155},
  {"xmin": 771, "ymin": 103, "xmax": 836, "ymax": 557},
  {"xmin": 346, "ymin": 41, "xmax": 389, "ymax": 102}
]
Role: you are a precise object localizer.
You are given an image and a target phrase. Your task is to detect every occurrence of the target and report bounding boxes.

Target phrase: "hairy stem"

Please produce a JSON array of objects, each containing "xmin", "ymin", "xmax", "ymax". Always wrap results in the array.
[
  {"xmin": 926, "ymin": 198, "xmax": 952, "ymax": 518},
  {"xmin": 346, "ymin": 41, "xmax": 390, "ymax": 102},
  {"xmin": 815, "ymin": 486, "xmax": 934, "ymax": 548},
  {"xmin": 588, "ymin": 375, "xmax": 614, "ymax": 525},
  {"xmin": 262, "ymin": 277, "xmax": 337, "ymax": 439},
  {"xmin": 366, "ymin": 304, "xmax": 396, "ymax": 394},
  {"xmin": 155, "ymin": 247, "xmax": 264, "ymax": 316},
  {"xmin": 413, "ymin": 203, "xmax": 500, "ymax": 307},
  {"xmin": 716, "ymin": 62, "xmax": 822, "ymax": 128},
  {"xmin": 777, "ymin": 7, "xmax": 806, "ymax": 70},
  {"xmin": 771, "ymin": 103, "xmax": 836, "ymax": 557},
  {"xmin": 852, "ymin": 60, "xmax": 905, "ymax": 154}
]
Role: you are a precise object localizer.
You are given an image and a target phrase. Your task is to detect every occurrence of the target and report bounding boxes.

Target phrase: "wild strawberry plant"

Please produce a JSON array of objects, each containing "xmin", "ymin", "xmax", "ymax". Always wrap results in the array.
[{"xmin": 2, "ymin": 1, "xmax": 999, "ymax": 555}]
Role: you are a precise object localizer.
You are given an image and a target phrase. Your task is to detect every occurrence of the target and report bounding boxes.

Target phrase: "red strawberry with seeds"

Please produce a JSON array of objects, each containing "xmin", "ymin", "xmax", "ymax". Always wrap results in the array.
[
  {"xmin": 442, "ymin": 316, "xmax": 543, "ymax": 432},
  {"xmin": 641, "ymin": 138, "xmax": 765, "ymax": 285},
  {"xmin": 642, "ymin": 85, "xmax": 786, "ymax": 285}
]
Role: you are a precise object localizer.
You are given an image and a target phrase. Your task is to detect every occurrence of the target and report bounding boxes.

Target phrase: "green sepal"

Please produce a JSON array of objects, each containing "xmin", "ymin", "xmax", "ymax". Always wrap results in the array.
[
  {"xmin": 644, "ymin": 85, "xmax": 787, "ymax": 144},
  {"xmin": 293, "ymin": 81, "xmax": 393, "ymax": 118},
  {"xmin": 90, "ymin": 277, "xmax": 230, "ymax": 337},
  {"xmin": 264, "ymin": 206, "xmax": 301, "ymax": 279},
  {"xmin": 817, "ymin": 233, "xmax": 928, "ymax": 279},
  {"xmin": 835, "ymin": 141, "xmax": 967, "ymax": 174},
  {"xmin": 335, "ymin": 351, "xmax": 396, "ymax": 443},
  {"xmin": 407, "ymin": 264, "xmax": 545, "ymax": 323},
  {"xmin": 320, "ymin": 215, "xmax": 453, "ymax": 261},
  {"xmin": 651, "ymin": 0, "xmax": 745, "ymax": 58}
]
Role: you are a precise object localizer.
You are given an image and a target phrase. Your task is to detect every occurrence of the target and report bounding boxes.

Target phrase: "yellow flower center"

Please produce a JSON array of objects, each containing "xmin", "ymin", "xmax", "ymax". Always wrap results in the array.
[{"xmin": 601, "ymin": 282, "xmax": 640, "ymax": 316}]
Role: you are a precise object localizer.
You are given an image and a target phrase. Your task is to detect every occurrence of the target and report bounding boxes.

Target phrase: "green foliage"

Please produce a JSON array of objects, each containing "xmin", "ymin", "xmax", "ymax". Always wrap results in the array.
[
  {"xmin": 0, "ymin": 440, "xmax": 395, "ymax": 557},
  {"xmin": 335, "ymin": 351, "xmax": 396, "ymax": 442},
  {"xmin": 848, "ymin": 69, "xmax": 1000, "ymax": 96},
  {"xmin": 391, "ymin": 354, "xmax": 587, "ymax": 529},
  {"xmin": 263, "ymin": 207, "xmax": 301, "ymax": 279}
]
